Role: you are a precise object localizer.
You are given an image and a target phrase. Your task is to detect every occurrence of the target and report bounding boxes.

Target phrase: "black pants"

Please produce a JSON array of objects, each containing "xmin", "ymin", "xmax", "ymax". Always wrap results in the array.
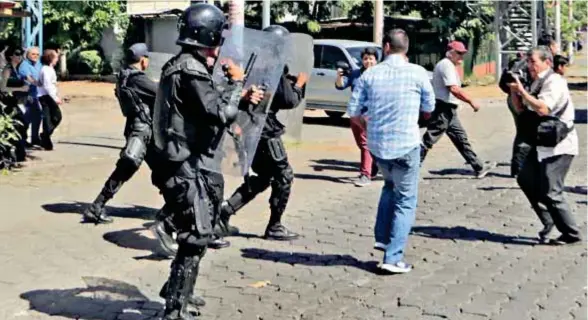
[
  {"xmin": 157, "ymin": 162, "xmax": 212, "ymax": 318},
  {"xmin": 201, "ymin": 170, "xmax": 224, "ymax": 230},
  {"xmin": 517, "ymin": 150, "xmax": 581, "ymax": 240},
  {"xmin": 226, "ymin": 136, "xmax": 294, "ymax": 226},
  {"xmin": 94, "ymin": 124, "xmax": 152, "ymax": 205},
  {"xmin": 422, "ymin": 100, "xmax": 484, "ymax": 171},
  {"xmin": 39, "ymin": 95, "xmax": 62, "ymax": 138},
  {"xmin": 508, "ymin": 97, "xmax": 531, "ymax": 176}
]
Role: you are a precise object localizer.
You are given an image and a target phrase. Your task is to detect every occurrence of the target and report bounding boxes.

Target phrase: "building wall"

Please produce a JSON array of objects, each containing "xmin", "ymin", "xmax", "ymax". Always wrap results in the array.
[{"xmin": 126, "ymin": 0, "xmax": 189, "ymax": 15}]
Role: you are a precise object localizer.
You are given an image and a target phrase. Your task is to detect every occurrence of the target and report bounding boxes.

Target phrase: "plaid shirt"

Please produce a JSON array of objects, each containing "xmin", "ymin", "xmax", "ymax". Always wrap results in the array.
[{"xmin": 347, "ymin": 54, "xmax": 435, "ymax": 160}]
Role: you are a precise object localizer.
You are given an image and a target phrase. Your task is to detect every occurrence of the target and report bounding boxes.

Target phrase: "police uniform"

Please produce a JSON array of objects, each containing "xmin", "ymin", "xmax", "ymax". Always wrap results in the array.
[
  {"xmin": 82, "ymin": 43, "xmax": 157, "ymax": 224},
  {"xmin": 151, "ymin": 4, "xmax": 247, "ymax": 319},
  {"xmin": 217, "ymin": 25, "xmax": 303, "ymax": 241}
]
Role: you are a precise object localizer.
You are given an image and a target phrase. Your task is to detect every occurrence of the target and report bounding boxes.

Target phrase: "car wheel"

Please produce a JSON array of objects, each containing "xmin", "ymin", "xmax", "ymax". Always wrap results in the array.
[{"xmin": 325, "ymin": 111, "xmax": 345, "ymax": 119}]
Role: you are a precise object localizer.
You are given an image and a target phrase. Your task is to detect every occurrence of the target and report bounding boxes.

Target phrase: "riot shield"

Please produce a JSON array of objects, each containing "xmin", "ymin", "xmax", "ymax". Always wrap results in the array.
[
  {"xmin": 277, "ymin": 33, "xmax": 314, "ymax": 142},
  {"xmin": 208, "ymin": 25, "xmax": 287, "ymax": 176},
  {"xmin": 145, "ymin": 52, "xmax": 175, "ymax": 82}
]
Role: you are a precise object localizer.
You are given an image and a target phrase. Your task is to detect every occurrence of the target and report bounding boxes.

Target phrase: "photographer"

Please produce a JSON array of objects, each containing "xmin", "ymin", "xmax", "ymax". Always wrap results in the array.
[
  {"xmin": 508, "ymin": 46, "xmax": 581, "ymax": 245},
  {"xmin": 335, "ymin": 47, "xmax": 379, "ymax": 187},
  {"xmin": 501, "ymin": 34, "xmax": 560, "ymax": 177}
]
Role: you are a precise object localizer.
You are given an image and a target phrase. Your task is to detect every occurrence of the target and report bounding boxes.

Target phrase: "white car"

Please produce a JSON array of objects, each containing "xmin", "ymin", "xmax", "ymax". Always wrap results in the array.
[{"xmin": 306, "ymin": 39, "xmax": 432, "ymax": 119}]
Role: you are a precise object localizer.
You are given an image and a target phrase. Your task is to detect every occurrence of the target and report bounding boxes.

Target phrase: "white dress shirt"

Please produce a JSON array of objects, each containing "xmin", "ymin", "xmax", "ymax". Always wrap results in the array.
[{"xmin": 526, "ymin": 69, "xmax": 578, "ymax": 161}]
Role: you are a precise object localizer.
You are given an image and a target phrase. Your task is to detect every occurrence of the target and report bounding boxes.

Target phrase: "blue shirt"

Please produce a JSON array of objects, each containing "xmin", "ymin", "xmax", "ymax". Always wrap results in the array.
[
  {"xmin": 18, "ymin": 58, "xmax": 42, "ymax": 97},
  {"xmin": 347, "ymin": 54, "xmax": 435, "ymax": 160}
]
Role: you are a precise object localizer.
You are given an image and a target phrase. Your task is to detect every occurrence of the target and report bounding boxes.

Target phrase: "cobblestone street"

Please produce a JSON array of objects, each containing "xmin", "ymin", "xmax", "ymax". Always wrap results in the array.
[{"xmin": 1, "ymin": 73, "xmax": 587, "ymax": 319}]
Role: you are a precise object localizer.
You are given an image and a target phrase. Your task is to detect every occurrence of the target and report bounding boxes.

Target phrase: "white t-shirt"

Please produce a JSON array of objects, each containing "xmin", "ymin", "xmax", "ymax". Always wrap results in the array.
[
  {"xmin": 431, "ymin": 58, "xmax": 461, "ymax": 105},
  {"xmin": 37, "ymin": 65, "xmax": 58, "ymax": 101},
  {"xmin": 526, "ymin": 69, "xmax": 578, "ymax": 161}
]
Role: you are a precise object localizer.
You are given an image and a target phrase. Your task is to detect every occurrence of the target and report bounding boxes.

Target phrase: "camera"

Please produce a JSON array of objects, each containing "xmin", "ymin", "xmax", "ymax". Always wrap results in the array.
[{"xmin": 503, "ymin": 70, "xmax": 524, "ymax": 84}]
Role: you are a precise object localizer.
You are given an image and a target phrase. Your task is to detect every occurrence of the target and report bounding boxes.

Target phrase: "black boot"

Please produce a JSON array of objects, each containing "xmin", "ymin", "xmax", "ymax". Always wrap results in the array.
[
  {"xmin": 213, "ymin": 202, "xmax": 239, "ymax": 237},
  {"xmin": 159, "ymin": 280, "xmax": 206, "ymax": 311},
  {"xmin": 162, "ymin": 249, "xmax": 204, "ymax": 320},
  {"xmin": 151, "ymin": 220, "xmax": 178, "ymax": 257},
  {"xmin": 82, "ymin": 195, "xmax": 113, "ymax": 224}
]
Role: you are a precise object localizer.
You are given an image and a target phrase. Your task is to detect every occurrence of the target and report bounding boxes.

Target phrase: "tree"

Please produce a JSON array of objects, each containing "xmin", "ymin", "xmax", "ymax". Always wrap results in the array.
[
  {"xmin": 546, "ymin": 0, "xmax": 587, "ymax": 44},
  {"xmin": 42, "ymin": 1, "xmax": 129, "ymax": 50}
]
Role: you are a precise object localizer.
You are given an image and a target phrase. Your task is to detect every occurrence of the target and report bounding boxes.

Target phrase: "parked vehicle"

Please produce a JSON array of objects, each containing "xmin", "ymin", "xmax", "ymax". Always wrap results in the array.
[
  {"xmin": 305, "ymin": 39, "xmax": 381, "ymax": 119},
  {"xmin": 305, "ymin": 39, "xmax": 433, "ymax": 119}
]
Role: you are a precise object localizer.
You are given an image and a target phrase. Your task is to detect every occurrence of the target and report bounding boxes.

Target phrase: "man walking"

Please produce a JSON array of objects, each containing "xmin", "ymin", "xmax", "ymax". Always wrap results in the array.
[
  {"xmin": 420, "ymin": 41, "xmax": 495, "ymax": 178},
  {"xmin": 508, "ymin": 46, "xmax": 581, "ymax": 245},
  {"xmin": 18, "ymin": 46, "xmax": 42, "ymax": 147},
  {"xmin": 348, "ymin": 29, "xmax": 435, "ymax": 274},
  {"xmin": 82, "ymin": 43, "xmax": 157, "ymax": 224}
]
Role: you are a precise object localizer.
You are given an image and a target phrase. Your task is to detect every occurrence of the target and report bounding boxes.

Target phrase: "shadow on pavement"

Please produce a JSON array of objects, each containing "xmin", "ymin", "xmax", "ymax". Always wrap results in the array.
[
  {"xmin": 42, "ymin": 202, "xmax": 158, "ymax": 221},
  {"xmin": 20, "ymin": 276, "xmax": 163, "ymax": 320},
  {"xmin": 303, "ymin": 116, "xmax": 350, "ymax": 128},
  {"xmin": 427, "ymin": 168, "xmax": 512, "ymax": 179},
  {"xmin": 240, "ymin": 248, "xmax": 386, "ymax": 274},
  {"xmin": 309, "ymin": 159, "xmax": 360, "ymax": 173},
  {"xmin": 411, "ymin": 226, "xmax": 538, "ymax": 246},
  {"xmin": 294, "ymin": 173, "xmax": 353, "ymax": 184},
  {"xmin": 58, "ymin": 141, "xmax": 123, "ymax": 150},
  {"xmin": 102, "ymin": 225, "xmax": 171, "ymax": 261},
  {"xmin": 568, "ymin": 82, "xmax": 587, "ymax": 91},
  {"xmin": 478, "ymin": 185, "xmax": 588, "ymax": 195},
  {"xmin": 575, "ymin": 109, "xmax": 587, "ymax": 124}
]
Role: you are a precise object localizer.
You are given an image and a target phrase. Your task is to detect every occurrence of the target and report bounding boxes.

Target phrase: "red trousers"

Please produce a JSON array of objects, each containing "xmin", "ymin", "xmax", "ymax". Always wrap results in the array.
[{"xmin": 350, "ymin": 117, "xmax": 377, "ymax": 177}]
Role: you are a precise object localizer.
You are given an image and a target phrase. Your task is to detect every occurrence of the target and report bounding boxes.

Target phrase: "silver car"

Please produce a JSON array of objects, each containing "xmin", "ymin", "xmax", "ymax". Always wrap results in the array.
[
  {"xmin": 305, "ymin": 39, "xmax": 432, "ymax": 119},
  {"xmin": 306, "ymin": 39, "xmax": 382, "ymax": 119}
]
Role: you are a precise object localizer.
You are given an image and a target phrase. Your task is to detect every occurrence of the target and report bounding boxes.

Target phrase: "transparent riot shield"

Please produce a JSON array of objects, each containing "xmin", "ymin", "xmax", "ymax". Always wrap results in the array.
[
  {"xmin": 208, "ymin": 25, "xmax": 287, "ymax": 176},
  {"xmin": 145, "ymin": 52, "xmax": 175, "ymax": 82},
  {"xmin": 277, "ymin": 33, "xmax": 314, "ymax": 142}
]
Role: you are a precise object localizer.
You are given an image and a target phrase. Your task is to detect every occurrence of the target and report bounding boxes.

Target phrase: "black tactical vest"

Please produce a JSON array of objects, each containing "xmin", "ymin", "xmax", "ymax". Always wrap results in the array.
[{"xmin": 115, "ymin": 68, "xmax": 151, "ymax": 124}]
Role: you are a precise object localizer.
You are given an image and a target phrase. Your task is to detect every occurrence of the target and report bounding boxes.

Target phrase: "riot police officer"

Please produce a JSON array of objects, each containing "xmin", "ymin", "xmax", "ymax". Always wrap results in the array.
[
  {"xmin": 151, "ymin": 4, "xmax": 263, "ymax": 319},
  {"xmin": 215, "ymin": 25, "xmax": 309, "ymax": 243},
  {"xmin": 82, "ymin": 43, "xmax": 157, "ymax": 224}
]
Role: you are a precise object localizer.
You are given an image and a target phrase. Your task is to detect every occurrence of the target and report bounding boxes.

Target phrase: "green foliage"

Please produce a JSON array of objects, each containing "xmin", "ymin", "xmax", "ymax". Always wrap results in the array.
[
  {"xmin": 43, "ymin": 1, "xmax": 129, "ymax": 50},
  {"xmin": 68, "ymin": 50, "xmax": 103, "ymax": 75},
  {"xmin": 546, "ymin": 1, "xmax": 587, "ymax": 43},
  {"xmin": 0, "ymin": 112, "xmax": 21, "ymax": 150}
]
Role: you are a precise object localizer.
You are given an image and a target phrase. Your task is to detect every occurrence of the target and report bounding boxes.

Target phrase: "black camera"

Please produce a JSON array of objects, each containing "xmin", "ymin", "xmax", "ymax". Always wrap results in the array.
[
  {"xmin": 336, "ymin": 61, "xmax": 351, "ymax": 75},
  {"xmin": 503, "ymin": 70, "xmax": 524, "ymax": 84}
]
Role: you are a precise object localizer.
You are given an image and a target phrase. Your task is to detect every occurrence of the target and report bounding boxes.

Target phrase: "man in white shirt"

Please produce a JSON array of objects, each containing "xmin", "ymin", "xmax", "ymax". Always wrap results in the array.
[
  {"xmin": 421, "ymin": 41, "xmax": 496, "ymax": 178},
  {"xmin": 508, "ymin": 46, "xmax": 581, "ymax": 245}
]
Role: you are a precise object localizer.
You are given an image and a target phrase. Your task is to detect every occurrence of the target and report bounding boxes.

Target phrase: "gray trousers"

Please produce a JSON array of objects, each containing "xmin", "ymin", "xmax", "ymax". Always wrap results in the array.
[
  {"xmin": 517, "ymin": 150, "xmax": 581, "ymax": 240},
  {"xmin": 422, "ymin": 100, "xmax": 484, "ymax": 172}
]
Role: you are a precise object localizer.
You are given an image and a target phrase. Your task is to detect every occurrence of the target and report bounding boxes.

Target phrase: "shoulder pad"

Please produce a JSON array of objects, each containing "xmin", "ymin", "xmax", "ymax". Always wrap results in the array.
[{"xmin": 181, "ymin": 57, "xmax": 209, "ymax": 77}]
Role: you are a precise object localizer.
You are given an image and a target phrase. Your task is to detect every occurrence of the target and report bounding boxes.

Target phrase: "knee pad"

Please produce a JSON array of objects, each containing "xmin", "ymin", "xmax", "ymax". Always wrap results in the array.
[{"xmin": 121, "ymin": 136, "xmax": 147, "ymax": 167}]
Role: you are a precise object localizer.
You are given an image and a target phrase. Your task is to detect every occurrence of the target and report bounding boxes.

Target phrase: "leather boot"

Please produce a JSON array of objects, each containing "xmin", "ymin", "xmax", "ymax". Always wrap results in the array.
[
  {"xmin": 213, "ymin": 202, "xmax": 239, "ymax": 237},
  {"xmin": 82, "ymin": 197, "xmax": 113, "ymax": 224},
  {"xmin": 162, "ymin": 249, "xmax": 204, "ymax": 319}
]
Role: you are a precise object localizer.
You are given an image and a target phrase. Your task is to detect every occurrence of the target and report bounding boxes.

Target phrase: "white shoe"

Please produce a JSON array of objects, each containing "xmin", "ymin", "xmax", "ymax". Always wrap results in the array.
[
  {"xmin": 379, "ymin": 261, "xmax": 413, "ymax": 274},
  {"xmin": 374, "ymin": 242, "xmax": 387, "ymax": 251}
]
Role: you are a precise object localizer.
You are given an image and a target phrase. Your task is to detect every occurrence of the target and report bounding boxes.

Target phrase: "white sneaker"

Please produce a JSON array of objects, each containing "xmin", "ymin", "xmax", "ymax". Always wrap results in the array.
[
  {"xmin": 374, "ymin": 242, "xmax": 387, "ymax": 251},
  {"xmin": 379, "ymin": 261, "xmax": 413, "ymax": 274}
]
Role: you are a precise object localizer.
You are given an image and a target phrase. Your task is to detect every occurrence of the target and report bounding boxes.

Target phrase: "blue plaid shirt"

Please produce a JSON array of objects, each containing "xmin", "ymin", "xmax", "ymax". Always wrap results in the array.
[{"xmin": 347, "ymin": 54, "xmax": 435, "ymax": 160}]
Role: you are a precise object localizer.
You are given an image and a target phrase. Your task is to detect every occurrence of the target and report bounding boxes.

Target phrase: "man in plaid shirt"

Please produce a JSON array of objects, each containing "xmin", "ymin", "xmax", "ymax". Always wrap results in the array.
[{"xmin": 347, "ymin": 29, "xmax": 435, "ymax": 274}]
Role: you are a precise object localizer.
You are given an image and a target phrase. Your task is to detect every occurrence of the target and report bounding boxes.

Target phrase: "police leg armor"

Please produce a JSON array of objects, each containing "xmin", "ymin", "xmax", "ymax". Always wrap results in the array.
[
  {"xmin": 83, "ymin": 134, "xmax": 147, "ymax": 224},
  {"xmin": 161, "ymin": 244, "xmax": 206, "ymax": 320},
  {"xmin": 160, "ymin": 168, "xmax": 213, "ymax": 319},
  {"xmin": 264, "ymin": 137, "xmax": 299, "ymax": 241}
]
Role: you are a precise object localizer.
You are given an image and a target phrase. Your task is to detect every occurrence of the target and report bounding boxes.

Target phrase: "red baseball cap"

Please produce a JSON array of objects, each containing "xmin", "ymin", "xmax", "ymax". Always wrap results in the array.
[{"xmin": 447, "ymin": 41, "xmax": 467, "ymax": 53}]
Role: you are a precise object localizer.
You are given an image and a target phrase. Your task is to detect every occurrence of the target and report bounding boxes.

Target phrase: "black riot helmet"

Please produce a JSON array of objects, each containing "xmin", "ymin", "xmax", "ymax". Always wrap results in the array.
[
  {"xmin": 176, "ymin": 3, "xmax": 227, "ymax": 49},
  {"xmin": 262, "ymin": 25, "xmax": 289, "ymax": 37}
]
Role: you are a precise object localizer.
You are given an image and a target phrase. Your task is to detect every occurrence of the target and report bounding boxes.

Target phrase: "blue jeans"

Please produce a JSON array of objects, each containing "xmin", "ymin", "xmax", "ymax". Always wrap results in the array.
[
  {"xmin": 24, "ymin": 97, "xmax": 42, "ymax": 143},
  {"xmin": 373, "ymin": 146, "xmax": 420, "ymax": 264}
]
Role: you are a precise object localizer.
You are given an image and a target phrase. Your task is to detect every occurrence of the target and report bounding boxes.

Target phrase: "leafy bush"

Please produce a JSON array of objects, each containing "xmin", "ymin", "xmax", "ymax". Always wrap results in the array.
[
  {"xmin": 68, "ymin": 50, "xmax": 103, "ymax": 75},
  {"xmin": 0, "ymin": 109, "xmax": 21, "ymax": 170}
]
